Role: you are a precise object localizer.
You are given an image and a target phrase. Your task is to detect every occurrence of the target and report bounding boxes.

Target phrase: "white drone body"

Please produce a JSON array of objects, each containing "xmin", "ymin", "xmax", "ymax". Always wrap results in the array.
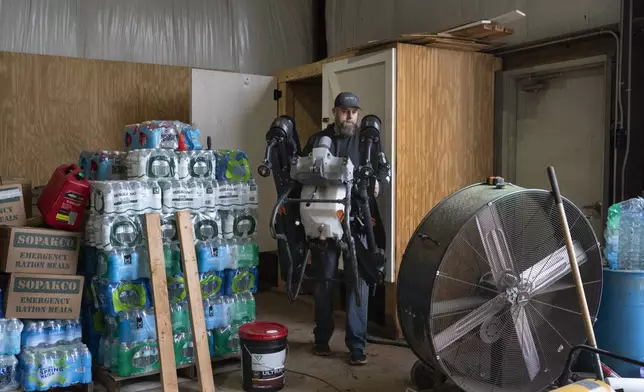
[{"xmin": 290, "ymin": 136, "xmax": 354, "ymax": 241}]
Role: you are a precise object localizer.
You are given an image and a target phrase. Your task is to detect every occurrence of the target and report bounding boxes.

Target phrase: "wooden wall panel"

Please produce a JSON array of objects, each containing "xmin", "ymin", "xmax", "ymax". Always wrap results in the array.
[
  {"xmin": 384, "ymin": 44, "xmax": 498, "ymax": 338},
  {"xmin": 0, "ymin": 52, "xmax": 190, "ymax": 185},
  {"xmin": 278, "ymin": 78, "xmax": 322, "ymax": 145},
  {"xmin": 394, "ymin": 44, "xmax": 499, "ymax": 270}
]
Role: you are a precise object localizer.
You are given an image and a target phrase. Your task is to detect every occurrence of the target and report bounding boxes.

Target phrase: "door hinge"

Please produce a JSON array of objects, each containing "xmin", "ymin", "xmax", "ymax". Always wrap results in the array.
[{"xmin": 273, "ymin": 89, "xmax": 282, "ymax": 101}]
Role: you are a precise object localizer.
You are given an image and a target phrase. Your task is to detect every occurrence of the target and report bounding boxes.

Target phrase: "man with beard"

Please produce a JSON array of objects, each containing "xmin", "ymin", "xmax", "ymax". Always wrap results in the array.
[{"xmin": 301, "ymin": 92, "xmax": 391, "ymax": 366}]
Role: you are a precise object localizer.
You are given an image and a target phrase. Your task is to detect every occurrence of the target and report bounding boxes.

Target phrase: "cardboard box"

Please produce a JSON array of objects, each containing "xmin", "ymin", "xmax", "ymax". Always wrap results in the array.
[
  {"xmin": 0, "ymin": 226, "xmax": 80, "ymax": 274},
  {"xmin": 0, "ymin": 184, "xmax": 27, "ymax": 226},
  {"xmin": 4, "ymin": 273, "xmax": 84, "ymax": 319},
  {"xmin": 2, "ymin": 178, "xmax": 32, "ymax": 218}
]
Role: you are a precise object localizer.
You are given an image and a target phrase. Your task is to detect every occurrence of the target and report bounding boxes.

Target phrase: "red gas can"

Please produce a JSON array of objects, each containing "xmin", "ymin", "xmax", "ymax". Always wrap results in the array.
[{"xmin": 37, "ymin": 164, "xmax": 90, "ymax": 232}]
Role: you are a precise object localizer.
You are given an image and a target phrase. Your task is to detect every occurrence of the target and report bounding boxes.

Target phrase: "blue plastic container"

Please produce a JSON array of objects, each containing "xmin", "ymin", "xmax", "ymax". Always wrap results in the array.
[{"xmin": 594, "ymin": 268, "xmax": 644, "ymax": 377}]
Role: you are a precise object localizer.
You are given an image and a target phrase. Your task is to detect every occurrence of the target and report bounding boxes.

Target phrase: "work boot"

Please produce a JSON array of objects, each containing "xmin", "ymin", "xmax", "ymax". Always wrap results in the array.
[
  {"xmin": 313, "ymin": 343, "xmax": 331, "ymax": 356},
  {"xmin": 349, "ymin": 350, "xmax": 368, "ymax": 366}
]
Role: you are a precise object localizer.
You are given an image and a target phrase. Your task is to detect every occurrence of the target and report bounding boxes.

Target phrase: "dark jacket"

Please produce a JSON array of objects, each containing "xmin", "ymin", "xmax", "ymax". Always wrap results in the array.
[{"xmin": 302, "ymin": 124, "xmax": 391, "ymax": 283}]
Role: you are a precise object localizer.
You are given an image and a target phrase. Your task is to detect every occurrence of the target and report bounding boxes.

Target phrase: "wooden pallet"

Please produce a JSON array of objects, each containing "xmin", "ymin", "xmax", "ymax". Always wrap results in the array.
[
  {"xmin": 93, "ymin": 356, "xmax": 240, "ymax": 392},
  {"xmin": 45, "ymin": 382, "xmax": 94, "ymax": 392}
]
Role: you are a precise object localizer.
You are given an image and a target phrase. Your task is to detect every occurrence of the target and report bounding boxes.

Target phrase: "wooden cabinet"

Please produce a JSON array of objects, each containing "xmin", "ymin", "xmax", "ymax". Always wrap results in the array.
[{"xmin": 276, "ymin": 43, "xmax": 500, "ymax": 337}]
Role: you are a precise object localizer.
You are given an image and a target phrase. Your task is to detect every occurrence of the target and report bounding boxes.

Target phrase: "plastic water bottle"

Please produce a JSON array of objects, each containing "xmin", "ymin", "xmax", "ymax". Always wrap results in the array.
[
  {"xmin": 204, "ymin": 296, "xmax": 230, "ymax": 330},
  {"xmin": 78, "ymin": 345, "xmax": 93, "ymax": 384},
  {"xmin": 119, "ymin": 309, "xmax": 156, "ymax": 343},
  {"xmin": 617, "ymin": 198, "xmax": 644, "ymax": 269},
  {"xmin": 231, "ymin": 292, "xmax": 256, "ymax": 324},
  {"xmin": 20, "ymin": 350, "xmax": 38, "ymax": 391},
  {"xmin": 604, "ymin": 202, "xmax": 621, "ymax": 269},
  {"xmin": 213, "ymin": 325, "xmax": 240, "ymax": 357},
  {"xmin": 173, "ymin": 332, "xmax": 195, "ymax": 366},
  {"xmin": 170, "ymin": 301, "xmax": 191, "ymax": 335},
  {"xmin": 99, "ymin": 249, "xmax": 141, "ymax": 282},
  {"xmin": 237, "ymin": 179, "xmax": 259, "ymax": 269},
  {"xmin": 21, "ymin": 321, "xmax": 43, "ymax": 349},
  {"xmin": 118, "ymin": 340, "xmax": 160, "ymax": 377},
  {"xmin": 63, "ymin": 319, "xmax": 82, "ymax": 344},
  {"xmin": 45, "ymin": 320, "xmax": 65, "ymax": 347},
  {"xmin": 200, "ymin": 271, "xmax": 224, "ymax": 298},
  {"xmin": 0, "ymin": 319, "xmax": 23, "ymax": 355},
  {"xmin": 0, "ymin": 355, "xmax": 18, "ymax": 391},
  {"xmin": 242, "ymin": 292, "xmax": 256, "ymax": 323},
  {"xmin": 225, "ymin": 267, "xmax": 258, "ymax": 296}
]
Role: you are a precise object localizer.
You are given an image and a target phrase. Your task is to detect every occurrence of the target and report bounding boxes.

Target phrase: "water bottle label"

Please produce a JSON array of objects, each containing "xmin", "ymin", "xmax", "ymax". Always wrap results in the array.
[
  {"xmin": 248, "ymin": 187, "xmax": 258, "ymax": 206},
  {"xmin": 218, "ymin": 183, "xmax": 235, "ymax": 210},
  {"xmin": 204, "ymin": 184, "xmax": 216, "ymax": 208},
  {"xmin": 172, "ymin": 183, "xmax": 194, "ymax": 210}
]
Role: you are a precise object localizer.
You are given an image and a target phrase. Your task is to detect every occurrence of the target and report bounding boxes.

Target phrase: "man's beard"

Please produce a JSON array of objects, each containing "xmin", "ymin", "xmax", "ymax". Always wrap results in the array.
[{"xmin": 334, "ymin": 121, "xmax": 357, "ymax": 137}]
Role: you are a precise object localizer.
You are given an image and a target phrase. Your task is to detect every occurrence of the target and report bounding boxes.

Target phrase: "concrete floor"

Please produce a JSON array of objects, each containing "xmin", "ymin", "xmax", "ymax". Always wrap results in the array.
[{"xmin": 96, "ymin": 291, "xmax": 419, "ymax": 392}]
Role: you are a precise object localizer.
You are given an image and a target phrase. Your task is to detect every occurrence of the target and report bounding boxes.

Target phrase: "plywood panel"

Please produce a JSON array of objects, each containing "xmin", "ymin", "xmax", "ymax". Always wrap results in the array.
[
  {"xmin": 0, "ymin": 52, "xmax": 190, "ymax": 185},
  {"xmin": 394, "ymin": 44, "xmax": 498, "ymax": 269},
  {"xmin": 278, "ymin": 79, "xmax": 322, "ymax": 144}
]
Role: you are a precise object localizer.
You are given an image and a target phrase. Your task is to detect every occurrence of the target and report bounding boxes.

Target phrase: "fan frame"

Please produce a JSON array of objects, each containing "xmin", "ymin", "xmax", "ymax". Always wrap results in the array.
[{"xmin": 396, "ymin": 182, "xmax": 604, "ymax": 391}]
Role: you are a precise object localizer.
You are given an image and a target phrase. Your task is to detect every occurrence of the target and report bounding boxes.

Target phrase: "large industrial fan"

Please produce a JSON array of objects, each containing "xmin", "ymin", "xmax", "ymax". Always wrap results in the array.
[{"xmin": 397, "ymin": 180, "xmax": 603, "ymax": 392}]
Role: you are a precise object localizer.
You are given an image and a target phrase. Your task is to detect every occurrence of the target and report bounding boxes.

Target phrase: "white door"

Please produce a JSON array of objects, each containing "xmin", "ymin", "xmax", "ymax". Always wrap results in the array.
[
  {"xmin": 191, "ymin": 69, "xmax": 278, "ymax": 252},
  {"xmin": 513, "ymin": 64, "xmax": 607, "ymax": 238},
  {"xmin": 321, "ymin": 48, "xmax": 397, "ymax": 282}
]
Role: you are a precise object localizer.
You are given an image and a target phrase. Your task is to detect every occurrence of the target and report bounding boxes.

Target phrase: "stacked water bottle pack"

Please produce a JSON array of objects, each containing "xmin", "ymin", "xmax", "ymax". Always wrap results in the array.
[
  {"xmin": 0, "ymin": 319, "xmax": 23, "ymax": 391},
  {"xmin": 78, "ymin": 140, "xmax": 260, "ymax": 378},
  {"xmin": 18, "ymin": 319, "xmax": 92, "ymax": 391},
  {"xmin": 122, "ymin": 120, "xmax": 202, "ymax": 151},
  {"xmin": 604, "ymin": 197, "xmax": 644, "ymax": 270}
]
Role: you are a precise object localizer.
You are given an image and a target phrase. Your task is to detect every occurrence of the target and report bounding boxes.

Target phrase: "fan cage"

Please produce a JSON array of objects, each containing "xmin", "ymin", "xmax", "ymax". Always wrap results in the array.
[{"xmin": 398, "ymin": 184, "xmax": 603, "ymax": 392}]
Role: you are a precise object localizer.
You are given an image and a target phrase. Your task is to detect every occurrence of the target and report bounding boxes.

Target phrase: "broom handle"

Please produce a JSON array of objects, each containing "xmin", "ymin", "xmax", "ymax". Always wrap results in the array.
[{"xmin": 547, "ymin": 166, "xmax": 604, "ymax": 381}]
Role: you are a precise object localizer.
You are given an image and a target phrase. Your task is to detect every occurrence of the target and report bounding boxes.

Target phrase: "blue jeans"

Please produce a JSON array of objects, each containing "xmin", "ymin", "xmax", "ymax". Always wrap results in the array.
[{"xmin": 310, "ymin": 240, "xmax": 370, "ymax": 354}]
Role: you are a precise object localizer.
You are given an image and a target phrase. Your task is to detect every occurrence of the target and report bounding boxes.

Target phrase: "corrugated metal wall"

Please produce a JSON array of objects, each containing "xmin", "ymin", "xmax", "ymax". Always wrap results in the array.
[
  {"xmin": 0, "ymin": 0, "xmax": 315, "ymax": 76},
  {"xmin": 325, "ymin": 0, "xmax": 621, "ymax": 55}
]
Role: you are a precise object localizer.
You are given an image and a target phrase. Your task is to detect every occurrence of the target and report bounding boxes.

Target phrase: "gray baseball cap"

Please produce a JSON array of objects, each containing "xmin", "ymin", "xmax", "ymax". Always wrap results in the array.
[{"xmin": 334, "ymin": 92, "xmax": 361, "ymax": 109}]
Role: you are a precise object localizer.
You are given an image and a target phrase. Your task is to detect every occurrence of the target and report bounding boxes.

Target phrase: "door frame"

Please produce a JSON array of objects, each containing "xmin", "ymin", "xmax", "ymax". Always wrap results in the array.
[
  {"xmin": 321, "ymin": 48, "xmax": 398, "ymax": 282},
  {"xmin": 497, "ymin": 55, "xmax": 612, "ymax": 236}
]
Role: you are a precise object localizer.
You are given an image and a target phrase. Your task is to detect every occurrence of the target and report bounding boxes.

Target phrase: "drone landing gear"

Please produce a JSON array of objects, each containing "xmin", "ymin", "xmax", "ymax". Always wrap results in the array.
[{"xmin": 410, "ymin": 360, "xmax": 449, "ymax": 391}]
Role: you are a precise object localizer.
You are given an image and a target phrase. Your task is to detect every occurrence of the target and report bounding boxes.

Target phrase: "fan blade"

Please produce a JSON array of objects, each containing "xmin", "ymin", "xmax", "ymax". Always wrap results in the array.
[
  {"xmin": 434, "ymin": 295, "xmax": 505, "ymax": 353},
  {"xmin": 521, "ymin": 241, "xmax": 587, "ymax": 295},
  {"xmin": 475, "ymin": 204, "xmax": 515, "ymax": 285},
  {"xmin": 512, "ymin": 304, "xmax": 541, "ymax": 380},
  {"xmin": 536, "ymin": 282, "xmax": 575, "ymax": 295},
  {"xmin": 431, "ymin": 297, "xmax": 489, "ymax": 317}
]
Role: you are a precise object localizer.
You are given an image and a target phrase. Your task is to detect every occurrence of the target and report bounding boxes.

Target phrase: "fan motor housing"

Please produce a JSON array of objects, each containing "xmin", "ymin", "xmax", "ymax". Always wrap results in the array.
[{"xmin": 397, "ymin": 182, "xmax": 603, "ymax": 392}]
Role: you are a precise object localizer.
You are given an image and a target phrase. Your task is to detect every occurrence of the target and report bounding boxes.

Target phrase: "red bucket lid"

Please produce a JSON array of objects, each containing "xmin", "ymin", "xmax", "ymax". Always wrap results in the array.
[{"xmin": 239, "ymin": 321, "xmax": 288, "ymax": 341}]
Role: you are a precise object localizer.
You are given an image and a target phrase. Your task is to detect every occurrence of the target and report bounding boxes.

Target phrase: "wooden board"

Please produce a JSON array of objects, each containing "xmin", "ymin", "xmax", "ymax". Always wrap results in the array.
[
  {"xmin": 144, "ymin": 213, "xmax": 179, "ymax": 392},
  {"xmin": 0, "ymin": 51, "xmax": 191, "ymax": 185},
  {"xmin": 176, "ymin": 210, "xmax": 216, "ymax": 392},
  {"xmin": 275, "ymin": 52, "xmax": 356, "ymax": 83},
  {"xmin": 441, "ymin": 22, "xmax": 514, "ymax": 41},
  {"xmin": 386, "ymin": 43, "xmax": 499, "ymax": 336},
  {"xmin": 342, "ymin": 34, "xmax": 493, "ymax": 55}
]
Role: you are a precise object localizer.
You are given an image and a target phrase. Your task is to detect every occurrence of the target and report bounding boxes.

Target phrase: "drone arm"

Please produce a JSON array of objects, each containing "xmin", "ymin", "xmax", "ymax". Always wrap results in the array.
[
  {"xmin": 269, "ymin": 184, "xmax": 293, "ymax": 239},
  {"xmin": 374, "ymin": 141, "xmax": 391, "ymax": 189},
  {"xmin": 263, "ymin": 139, "xmax": 276, "ymax": 168},
  {"xmin": 357, "ymin": 183, "xmax": 378, "ymax": 253}
]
